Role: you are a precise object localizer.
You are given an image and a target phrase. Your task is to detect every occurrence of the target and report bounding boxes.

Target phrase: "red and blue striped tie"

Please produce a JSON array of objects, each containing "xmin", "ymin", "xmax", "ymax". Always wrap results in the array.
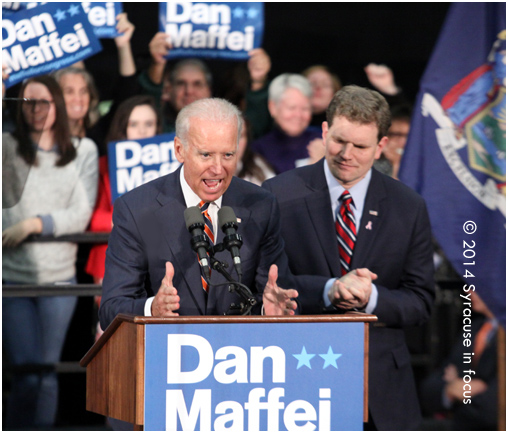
[
  {"xmin": 335, "ymin": 191, "xmax": 356, "ymax": 276},
  {"xmin": 199, "ymin": 200, "xmax": 214, "ymax": 292}
]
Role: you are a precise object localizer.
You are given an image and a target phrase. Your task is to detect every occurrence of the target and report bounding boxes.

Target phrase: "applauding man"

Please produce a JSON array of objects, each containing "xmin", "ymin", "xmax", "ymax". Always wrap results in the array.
[{"xmin": 263, "ymin": 85, "xmax": 434, "ymax": 430}]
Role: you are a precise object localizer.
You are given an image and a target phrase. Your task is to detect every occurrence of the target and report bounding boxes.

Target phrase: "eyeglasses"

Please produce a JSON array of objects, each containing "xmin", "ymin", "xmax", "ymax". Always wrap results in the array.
[{"xmin": 3, "ymin": 97, "xmax": 53, "ymax": 112}]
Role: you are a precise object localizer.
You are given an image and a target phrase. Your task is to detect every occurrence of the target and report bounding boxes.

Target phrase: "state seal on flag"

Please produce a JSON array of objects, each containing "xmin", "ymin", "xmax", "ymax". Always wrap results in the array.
[{"xmin": 421, "ymin": 31, "xmax": 506, "ymax": 217}]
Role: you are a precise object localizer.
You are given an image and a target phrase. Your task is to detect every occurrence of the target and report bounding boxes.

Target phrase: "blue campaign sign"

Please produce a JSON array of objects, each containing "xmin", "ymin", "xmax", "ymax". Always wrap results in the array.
[
  {"xmin": 2, "ymin": 2, "xmax": 102, "ymax": 88},
  {"xmin": 1, "ymin": 2, "xmax": 47, "ymax": 16},
  {"xmin": 108, "ymin": 133, "xmax": 181, "ymax": 203},
  {"xmin": 159, "ymin": 2, "xmax": 264, "ymax": 60},
  {"xmin": 81, "ymin": 2, "xmax": 123, "ymax": 38},
  {"xmin": 144, "ymin": 322, "xmax": 364, "ymax": 431}
]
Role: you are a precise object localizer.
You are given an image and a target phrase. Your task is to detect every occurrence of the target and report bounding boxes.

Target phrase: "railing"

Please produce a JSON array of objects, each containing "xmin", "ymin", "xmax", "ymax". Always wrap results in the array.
[{"xmin": 2, "ymin": 232, "xmax": 109, "ymax": 375}]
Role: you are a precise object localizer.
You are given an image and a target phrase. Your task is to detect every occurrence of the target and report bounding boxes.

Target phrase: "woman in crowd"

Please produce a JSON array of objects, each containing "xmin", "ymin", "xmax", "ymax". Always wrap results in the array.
[
  {"xmin": 2, "ymin": 75, "xmax": 98, "ymax": 429},
  {"xmin": 250, "ymin": 73, "xmax": 322, "ymax": 174},
  {"xmin": 302, "ymin": 64, "xmax": 342, "ymax": 128},
  {"xmin": 85, "ymin": 95, "xmax": 161, "ymax": 338},
  {"xmin": 236, "ymin": 116, "xmax": 275, "ymax": 186},
  {"xmin": 54, "ymin": 12, "xmax": 138, "ymax": 156}
]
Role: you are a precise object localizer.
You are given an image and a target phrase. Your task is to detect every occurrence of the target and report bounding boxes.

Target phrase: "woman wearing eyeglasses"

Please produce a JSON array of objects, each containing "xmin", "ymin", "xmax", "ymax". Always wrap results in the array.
[{"xmin": 2, "ymin": 75, "xmax": 98, "ymax": 429}]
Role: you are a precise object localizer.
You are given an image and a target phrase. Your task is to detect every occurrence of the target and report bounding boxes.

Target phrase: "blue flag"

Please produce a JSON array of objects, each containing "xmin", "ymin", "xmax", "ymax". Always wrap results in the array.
[
  {"xmin": 108, "ymin": 133, "xmax": 181, "ymax": 203},
  {"xmin": 159, "ymin": 2, "xmax": 264, "ymax": 60},
  {"xmin": 399, "ymin": 3, "xmax": 506, "ymax": 326},
  {"xmin": 2, "ymin": 2, "xmax": 102, "ymax": 88}
]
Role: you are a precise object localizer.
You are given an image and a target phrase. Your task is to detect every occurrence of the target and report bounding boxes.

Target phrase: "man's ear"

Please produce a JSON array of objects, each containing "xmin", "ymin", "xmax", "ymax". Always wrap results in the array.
[
  {"xmin": 174, "ymin": 136, "xmax": 185, "ymax": 163},
  {"xmin": 375, "ymin": 136, "xmax": 389, "ymax": 159}
]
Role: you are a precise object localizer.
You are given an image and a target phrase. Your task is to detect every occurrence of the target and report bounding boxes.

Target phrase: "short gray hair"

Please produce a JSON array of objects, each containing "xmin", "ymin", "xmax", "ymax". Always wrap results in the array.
[
  {"xmin": 175, "ymin": 98, "xmax": 242, "ymax": 146},
  {"xmin": 268, "ymin": 73, "xmax": 312, "ymax": 103}
]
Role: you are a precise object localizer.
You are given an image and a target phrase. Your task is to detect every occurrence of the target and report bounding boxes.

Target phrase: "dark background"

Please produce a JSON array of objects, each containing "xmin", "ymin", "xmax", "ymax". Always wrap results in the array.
[
  {"xmin": 6, "ymin": 3, "xmax": 459, "ymax": 429},
  {"xmin": 85, "ymin": 2, "xmax": 452, "ymax": 105}
]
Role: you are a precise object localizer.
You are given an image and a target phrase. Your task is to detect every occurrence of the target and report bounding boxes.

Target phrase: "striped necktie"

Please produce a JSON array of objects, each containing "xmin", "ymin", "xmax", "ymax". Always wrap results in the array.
[
  {"xmin": 199, "ymin": 200, "xmax": 214, "ymax": 292},
  {"xmin": 335, "ymin": 191, "xmax": 356, "ymax": 276}
]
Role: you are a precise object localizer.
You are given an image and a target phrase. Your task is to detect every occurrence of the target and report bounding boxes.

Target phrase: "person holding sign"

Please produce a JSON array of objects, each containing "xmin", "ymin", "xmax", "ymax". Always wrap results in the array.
[
  {"xmin": 138, "ymin": 31, "xmax": 273, "ymax": 137},
  {"xmin": 85, "ymin": 95, "xmax": 162, "ymax": 340},
  {"xmin": 99, "ymin": 98, "xmax": 301, "ymax": 329},
  {"xmin": 2, "ymin": 75, "xmax": 98, "ymax": 430}
]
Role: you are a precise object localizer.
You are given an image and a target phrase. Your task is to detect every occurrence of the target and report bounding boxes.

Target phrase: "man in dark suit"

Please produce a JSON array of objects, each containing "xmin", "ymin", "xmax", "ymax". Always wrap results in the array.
[
  {"xmin": 263, "ymin": 85, "xmax": 435, "ymax": 430},
  {"xmin": 99, "ymin": 98, "xmax": 298, "ymax": 330}
]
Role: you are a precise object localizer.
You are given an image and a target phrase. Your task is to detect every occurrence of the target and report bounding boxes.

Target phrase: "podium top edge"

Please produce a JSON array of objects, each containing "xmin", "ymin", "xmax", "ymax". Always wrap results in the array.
[{"xmin": 123, "ymin": 312, "xmax": 378, "ymax": 324}]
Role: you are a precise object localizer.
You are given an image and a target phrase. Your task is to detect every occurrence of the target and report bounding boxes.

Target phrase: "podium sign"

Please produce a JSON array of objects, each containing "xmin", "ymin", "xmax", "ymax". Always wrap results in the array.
[{"xmin": 144, "ymin": 322, "xmax": 364, "ymax": 431}]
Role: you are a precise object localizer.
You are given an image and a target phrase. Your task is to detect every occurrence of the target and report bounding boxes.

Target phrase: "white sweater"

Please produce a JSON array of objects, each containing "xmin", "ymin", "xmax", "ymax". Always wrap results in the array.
[{"xmin": 2, "ymin": 134, "xmax": 98, "ymax": 284}]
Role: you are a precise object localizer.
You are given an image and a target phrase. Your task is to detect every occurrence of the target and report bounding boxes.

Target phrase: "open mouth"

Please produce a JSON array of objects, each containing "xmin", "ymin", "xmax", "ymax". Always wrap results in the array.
[{"xmin": 203, "ymin": 179, "xmax": 222, "ymax": 191}]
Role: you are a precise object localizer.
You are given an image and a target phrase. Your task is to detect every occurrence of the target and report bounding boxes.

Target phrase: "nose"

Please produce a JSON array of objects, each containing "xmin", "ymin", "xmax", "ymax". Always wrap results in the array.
[
  {"xmin": 209, "ymin": 156, "xmax": 224, "ymax": 175},
  {"xmin": 340, "ymin": 142, "xmax": 354, "ymax": 160}
]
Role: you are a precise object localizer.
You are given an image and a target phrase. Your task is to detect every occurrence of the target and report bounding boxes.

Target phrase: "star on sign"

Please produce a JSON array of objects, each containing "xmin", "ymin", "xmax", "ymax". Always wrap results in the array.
[
  {"xmin": 67, "ymin": 4, "xmax": 81, "ymax": 16},
  {"xmin": 54, "ymin": 9, "xmax": 67, "ymax": 21},
  {"xmin": 293, "ymin": 346, "xmax": 315, "ymax": 369},
  {"xmin": 247, "ymin": 7, "xmax": 259, "ymax": 19},
  {"xmin": 319, "ymin": 346, "xmax": 342, "ymax": 369},
  {"xmin": 233, "ymin": 7, "xmax": 245, "ymax": 19}
]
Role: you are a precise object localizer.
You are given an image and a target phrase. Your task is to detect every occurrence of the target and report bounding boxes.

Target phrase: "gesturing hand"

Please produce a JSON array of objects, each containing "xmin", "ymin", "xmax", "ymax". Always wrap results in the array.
[
  {"xmin": 151, "ymin": 262, "xmax": 180, "ymax": 317},
  {"xmin": 263, "ymin": 264, "xmax": 298, "ymax": 316}
]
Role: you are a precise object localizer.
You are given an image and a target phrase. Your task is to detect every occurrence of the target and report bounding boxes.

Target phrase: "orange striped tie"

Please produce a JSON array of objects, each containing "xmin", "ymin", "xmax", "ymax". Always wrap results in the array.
[{"xmin": 199, "ymin": 201, "xmax": 214, "ymax": 292}]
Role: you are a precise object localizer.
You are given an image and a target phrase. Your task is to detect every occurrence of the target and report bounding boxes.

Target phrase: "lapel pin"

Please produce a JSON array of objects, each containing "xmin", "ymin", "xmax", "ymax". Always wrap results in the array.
[
  {"xmin": 365, "ymin": 221, "xmax": 373, "ymax": 230},
  {"xmin": 369, "ymin": 210, "xmax": 378, "ymax": 216},
  {"xmin": 237, "ymin": 217, "xmax": 242, "ymax": 223}
]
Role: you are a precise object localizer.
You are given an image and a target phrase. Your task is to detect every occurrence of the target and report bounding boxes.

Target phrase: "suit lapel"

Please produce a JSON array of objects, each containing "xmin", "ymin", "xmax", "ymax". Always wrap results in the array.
[
  {"xmin": 154, "ymin": 169, "xmax": 206, "ymax": 314},
  {"xmin": 304, "ymin": 163, "xmax": 343, "ymax": 277},
  {"xmin": 351, "ymin": 169, "xmax": 388, "ymax": 269}
]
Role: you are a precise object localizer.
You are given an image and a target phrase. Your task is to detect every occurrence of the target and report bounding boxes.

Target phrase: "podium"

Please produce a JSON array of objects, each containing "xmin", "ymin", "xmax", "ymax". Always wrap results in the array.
[{"xmin": 80, "ymin": 313, "xmax": 377, "ymax": 431}]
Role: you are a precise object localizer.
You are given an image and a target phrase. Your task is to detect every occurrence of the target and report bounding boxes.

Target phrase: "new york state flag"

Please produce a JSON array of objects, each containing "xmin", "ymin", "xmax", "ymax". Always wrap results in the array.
[{"xmin": 399, "ymin": 3, "xmax": 506, "ymax": 326}]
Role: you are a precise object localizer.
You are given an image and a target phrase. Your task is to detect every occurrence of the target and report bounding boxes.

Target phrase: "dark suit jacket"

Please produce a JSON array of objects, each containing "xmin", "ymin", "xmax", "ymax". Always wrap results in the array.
[
  {"xmin": 99, "ymin": 166, "xmax": 299, "ymax": 329},
  {"xmin": 263, "ymin": 160, "xmax": 435, "ymax": 431}
]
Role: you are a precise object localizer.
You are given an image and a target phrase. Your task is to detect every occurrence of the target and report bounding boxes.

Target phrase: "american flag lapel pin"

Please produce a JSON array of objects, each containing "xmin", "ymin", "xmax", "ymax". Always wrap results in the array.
[{"xmin": 369, "ymin": 210, "xmax": 378, "ymax": 216}]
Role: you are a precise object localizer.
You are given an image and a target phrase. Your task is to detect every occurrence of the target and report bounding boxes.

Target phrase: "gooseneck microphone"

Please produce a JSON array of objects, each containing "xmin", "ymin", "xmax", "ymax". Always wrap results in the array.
[
  {"xmin": 218, "ymin": 206, "xmax": 243, "ymax": 281},
  {"xmin": 184, "ymin": 206, "xmax": 211, "ymax": 282}
]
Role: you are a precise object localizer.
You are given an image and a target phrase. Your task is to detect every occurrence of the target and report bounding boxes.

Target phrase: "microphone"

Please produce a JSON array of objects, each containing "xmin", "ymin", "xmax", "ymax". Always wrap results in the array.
[
  {"xmin": 184, "ymin": 206, "xmax": 211, "ymax": 281},
  {"xmin": 218, "ymin": 206, "xmax": 243, "ymax": 280}
]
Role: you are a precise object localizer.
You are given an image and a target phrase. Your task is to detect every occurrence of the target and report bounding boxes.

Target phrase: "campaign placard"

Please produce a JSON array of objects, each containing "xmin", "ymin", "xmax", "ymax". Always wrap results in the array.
[
  {"xmin": 81, "ymin": 2, "xmax": 123, "ymax": 38},
  {"xmin": 159, "ymin": 1, "xmax": 264, "ymax": 60},
  {"xmin": 1, "ymin": 2, "xmax": 47, "ymax": 16},
  {"xmin": 3, "ymin": 2, "xmax": 123, "ymax": 38},
  {"xmin": 107, "ymin": 133, "xmax": 181, "ymax": 203},
  {"xmin": 2, "ymin": 2, "xmax": 102, "ymax": 88},
  {"xmin": 144, "ymin": 322, "xmax": 364, "ymax": 431}
]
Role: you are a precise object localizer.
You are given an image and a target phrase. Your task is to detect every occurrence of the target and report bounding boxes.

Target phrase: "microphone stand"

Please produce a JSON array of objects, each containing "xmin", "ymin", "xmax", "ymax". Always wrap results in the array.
[{"xmin": 209, "ymin": 255, "xmax": 257, "ymax": 315}]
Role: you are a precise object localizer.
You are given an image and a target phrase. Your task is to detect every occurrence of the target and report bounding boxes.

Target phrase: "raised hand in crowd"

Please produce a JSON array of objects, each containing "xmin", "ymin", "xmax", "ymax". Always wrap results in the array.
[
  {"xmin": 248, "ymin": 48, "xmax": 271, "ymax": 91},
  {"xmin": 364, "ymin": 63, "xmax": 400, "ymax": 96},
  {"xmin": 2, "ymin": 64, "xmax": 8, "ymax": 97},
  {"xmin": 148, "ymin": 31, "xmax": 172, "ymax": 85},
  {"xmin": 114, "ymin": 12, "xmax": 136, "ymax": 77}
]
